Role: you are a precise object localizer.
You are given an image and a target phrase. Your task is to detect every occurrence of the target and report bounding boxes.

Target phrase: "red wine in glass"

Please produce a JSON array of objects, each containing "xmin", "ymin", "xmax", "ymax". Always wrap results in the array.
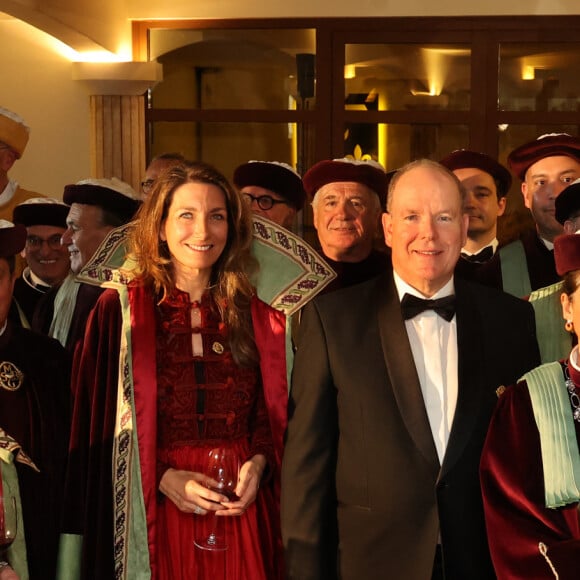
[
  {"xmin": 194, "ymin": 448, "xmax": 239, "ymax": 552},
  {"xmin": 0, "ymin": 496, "xmax": 17, "ymax": 555}
]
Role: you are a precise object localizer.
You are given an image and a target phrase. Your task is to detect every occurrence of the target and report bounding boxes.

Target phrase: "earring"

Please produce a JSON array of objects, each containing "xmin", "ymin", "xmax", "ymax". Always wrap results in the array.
[{"xmin": 566, "ymin": 320, "xmax": 574, "ymax": 333}]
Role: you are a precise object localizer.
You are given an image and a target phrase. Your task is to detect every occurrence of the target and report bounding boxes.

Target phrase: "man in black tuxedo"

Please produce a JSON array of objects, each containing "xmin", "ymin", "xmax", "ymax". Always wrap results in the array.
[
  {"xmin": 439, "ymin": 149, "xmax": 511, "ymax": 277},
  {"xmin": 281, "ymin": 159, "xmax": 540, "ymax": 580}
]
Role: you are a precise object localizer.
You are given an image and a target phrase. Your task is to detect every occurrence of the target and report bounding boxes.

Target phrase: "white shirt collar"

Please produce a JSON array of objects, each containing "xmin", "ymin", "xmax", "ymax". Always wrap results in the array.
[
  {"xmin": 461, "ymin": 238, "xmax": 498, "ymax": 256},
  {"xmin": 570, "ymin": 345, "xmax": 580, "ymax": 371},
  {"xmin": 0, "ymin": 180, "xmax": 18, "ymax": 207}
]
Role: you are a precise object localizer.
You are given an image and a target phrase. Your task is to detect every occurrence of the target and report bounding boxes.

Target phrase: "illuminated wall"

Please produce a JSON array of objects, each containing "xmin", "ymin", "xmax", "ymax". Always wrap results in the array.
[{"xmin": 0, "ymin": 16, "xmax": 90, "ymax": 198}]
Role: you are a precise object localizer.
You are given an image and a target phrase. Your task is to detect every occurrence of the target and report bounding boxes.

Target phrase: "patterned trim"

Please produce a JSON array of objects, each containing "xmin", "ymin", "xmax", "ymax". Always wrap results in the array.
[
  {"xmin": 77, "ymin": 217, "xmax": 337, "ymax": 317},
  {"xmin": 76, "ymin": 224, "xmax": 134, "ymax": 288},
  {"xmin": 0, "ymin": 428, "xmax": 39, "ymax": 472},
  {"xmin": 252, "ymin": 216, "xmax": 336, "ymax": 316},
  {"xmin": 112, "ymin": 290, "xmax": 135, "ymax": 579}
]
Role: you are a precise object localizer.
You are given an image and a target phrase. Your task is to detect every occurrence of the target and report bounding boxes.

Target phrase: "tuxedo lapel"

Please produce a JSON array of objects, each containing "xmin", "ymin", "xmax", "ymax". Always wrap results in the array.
[
  {"xmin": 376, "ymin": 273, "xmax": 439, "ymax": 473},
  {"xmin": 441, "ymin": 278, "xmax": 486, "ymax": 476}
]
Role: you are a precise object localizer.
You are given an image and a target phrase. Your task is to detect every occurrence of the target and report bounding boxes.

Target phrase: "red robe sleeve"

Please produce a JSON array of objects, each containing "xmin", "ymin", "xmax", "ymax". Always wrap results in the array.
[
  {"xmin": 480, "ymin": 381, "xmax": 580, "ymax": 580},
  {"xmin": 61, "ymin": 289, "xmax": 123, "ymax": 579}
]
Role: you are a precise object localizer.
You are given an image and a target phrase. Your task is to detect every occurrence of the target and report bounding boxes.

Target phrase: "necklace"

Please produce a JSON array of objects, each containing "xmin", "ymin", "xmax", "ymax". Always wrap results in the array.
[{"xmin": 564, "ymin": 364, "xmax": 580, "ymax": 423}]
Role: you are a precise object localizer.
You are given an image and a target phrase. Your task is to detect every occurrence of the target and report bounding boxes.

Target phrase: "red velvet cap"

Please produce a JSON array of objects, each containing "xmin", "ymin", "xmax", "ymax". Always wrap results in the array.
[
  {"xmin": 233, "ymin": 161, "xmax": 306, "ymax": 210},
  {"xmin": 508, "ymin": 133, "xmax": 580, "ymax": 181},
  {"xmin": 440, "ymin": 149, "xmax": 512, "ymax": 198},
  {"xmin": 63, "ymin": 177, "xmax": 141, "ymax": 224},
  {"xmin": 303, "ymin": 158, "xmax": 388, "ymax": 205},
  {"xmin": 13, "ymin": 197, "xmax": 69, "ymax": 229},
  {"xmin": 555, "ymin": 234, "xmax": 580, "ymax": 276},
  {"xmin": 0, "ymin": 220, "xmax": 27, "ymax": 257}
]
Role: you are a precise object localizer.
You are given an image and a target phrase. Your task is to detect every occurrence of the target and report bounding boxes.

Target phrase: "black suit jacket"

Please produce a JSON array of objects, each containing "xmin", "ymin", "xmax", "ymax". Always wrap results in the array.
[{"xmin": 281, "ymin": 271, "xmax": 540, "ymax": 580}]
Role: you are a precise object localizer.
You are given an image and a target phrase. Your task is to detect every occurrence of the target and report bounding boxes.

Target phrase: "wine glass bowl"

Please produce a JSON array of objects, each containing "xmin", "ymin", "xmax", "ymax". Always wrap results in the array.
[
  {"xmin": 194, "ymin": 447, "xmax": 239, "ymax": 552},
  {"xmin": 0, "ymin": 496, "xmax": 17, "ymax": 551}
]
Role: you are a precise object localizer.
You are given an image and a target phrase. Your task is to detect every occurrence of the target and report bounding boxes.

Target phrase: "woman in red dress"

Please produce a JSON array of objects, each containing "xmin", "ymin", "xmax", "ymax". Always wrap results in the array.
[{"xmin": 63, "ymin": 161, "xmax": 287, "ymax": 579}]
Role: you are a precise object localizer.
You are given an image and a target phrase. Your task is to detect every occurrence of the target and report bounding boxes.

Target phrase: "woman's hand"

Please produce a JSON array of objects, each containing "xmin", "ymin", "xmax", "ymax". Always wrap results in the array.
[
  {"xmin": 159, "ymin": 468, "xmax": 231, "ymax": 515},
  {"xmin": 217, "ymin": 454, "xmax": 267, "ymax": 516},
  {"xmin": 0, "ymin": 563, "xmax": 19, "ymax": 580}
]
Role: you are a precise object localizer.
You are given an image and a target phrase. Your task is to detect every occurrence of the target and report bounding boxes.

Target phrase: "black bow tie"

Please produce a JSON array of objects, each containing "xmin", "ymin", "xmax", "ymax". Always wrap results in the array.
[
  {"xmin": 461, "ymin": 246, "xmax": 494, "ymax": 263},
  {"xmin": 401, "ymin": 293, "xmax": 456, "ymax": 322}
]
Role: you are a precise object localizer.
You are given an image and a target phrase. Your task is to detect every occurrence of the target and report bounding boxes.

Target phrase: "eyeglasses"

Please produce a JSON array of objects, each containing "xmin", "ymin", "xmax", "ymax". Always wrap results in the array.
[
  {"xmin": 141, "ymin": 179, "xmax": 155, "ymax": 194},
  {"xmin": 242, "ymin": 193, "xmax": 290, "ymax": 211},
  {"xmin": 26, "ymin": 234, "xmax": 63, "ymax": 250}
]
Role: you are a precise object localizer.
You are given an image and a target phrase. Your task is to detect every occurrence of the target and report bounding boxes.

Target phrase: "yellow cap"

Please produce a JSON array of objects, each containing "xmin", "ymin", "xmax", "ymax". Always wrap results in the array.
[{"xmin": 0, "ymin": 107, "xmax": 29, "ymax": 158}]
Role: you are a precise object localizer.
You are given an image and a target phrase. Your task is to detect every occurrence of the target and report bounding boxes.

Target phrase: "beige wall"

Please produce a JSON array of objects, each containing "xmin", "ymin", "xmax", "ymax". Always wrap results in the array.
[{"xmin": 0, "ymin": 16, "xmax": 90, "ymax": 199}]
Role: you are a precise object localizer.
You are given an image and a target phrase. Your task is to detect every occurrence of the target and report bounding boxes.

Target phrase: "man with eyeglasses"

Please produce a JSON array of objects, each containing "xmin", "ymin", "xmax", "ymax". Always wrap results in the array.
[
  {"xmin": 234, "ymin": 160, "xmax": 306, "ymax": 230},
  {"xmin": 0, "ymin": 107, "xmax": 43, "ymax": 222},
  {"xmin": 11, "ymin": 198, "xmax": 70, "ymax": 326},
  {"xmin": 141, "ymin": 152, "xmax": 185, "ymax": 197}
]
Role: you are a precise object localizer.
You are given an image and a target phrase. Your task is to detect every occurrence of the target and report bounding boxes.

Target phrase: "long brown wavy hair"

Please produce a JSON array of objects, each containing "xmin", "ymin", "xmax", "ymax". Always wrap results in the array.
[{"xmin": 127, "ymin": 160, "xmax": 259, "ymax": 367}]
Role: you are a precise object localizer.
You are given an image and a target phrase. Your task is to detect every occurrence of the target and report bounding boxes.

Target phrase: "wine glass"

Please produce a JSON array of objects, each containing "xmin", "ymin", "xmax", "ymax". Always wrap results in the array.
[
  {"xmin": 193, "ymin": 447, "xmax": 240, "ymax": 551},
  {"xmin": 0, "ymin": 495, "xmax": 17, "ymax": 555}
]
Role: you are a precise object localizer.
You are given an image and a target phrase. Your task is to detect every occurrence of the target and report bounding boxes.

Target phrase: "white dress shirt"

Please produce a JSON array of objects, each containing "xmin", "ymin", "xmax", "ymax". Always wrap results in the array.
[
  {"xmin": 461, "ymin": 237, "xmax": 498, "ymax": 257},
  {"xmin": 0, "ymin": 180, "xmax": 18, "ymax": 207},
  {"xmin": 394, "ymin": 272, "xmax": 458, "ymax": 464}
]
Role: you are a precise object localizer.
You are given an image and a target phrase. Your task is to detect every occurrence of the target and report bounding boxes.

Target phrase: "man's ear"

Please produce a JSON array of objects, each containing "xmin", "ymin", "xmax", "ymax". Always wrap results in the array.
[
  {"xmin": 382, "ymin": 212, "xmax": 393, "ymax": 248},
  {"xmin": 497, "ymin": 196, "xmax": 507, "ymax": 217},
  {"xmin": 521, "ymin": 182, "xmax": 532, "ymax": 210},
  {"xmin": 0, "ymin": 149, "xmax": 16, "ymax": 173}
]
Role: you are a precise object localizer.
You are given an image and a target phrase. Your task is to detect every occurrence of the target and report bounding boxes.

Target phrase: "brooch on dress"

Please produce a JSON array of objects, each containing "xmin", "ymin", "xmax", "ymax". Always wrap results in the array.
[
  {"xmin": 0, "ymin": 361, "xmax": 24, "ymax": 391},
  {"xmin": 212, "ymin": 341, "xmax": 224, "ymax": 355}
]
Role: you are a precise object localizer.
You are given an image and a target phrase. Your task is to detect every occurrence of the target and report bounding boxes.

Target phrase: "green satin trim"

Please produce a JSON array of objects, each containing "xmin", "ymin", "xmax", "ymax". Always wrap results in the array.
[
  {"xmin": 529, "ymin": 281, "xmax": 570, "ymax": 364},
  {"xmin": 499, "ymin": 240, "xmax": 531, "ymax": 298},
  {"xmin": 285, "ymin": 316, "xmax": 294, "ymax": 392},
  {"xmin": 115, "ymin": 285, "xmax": 151, "ymax": 579},
  {"xmin": 55, "ymin": 533, "xmax": 82, "ymax": 580},
  {"xmin": 0, "ymin": 456, "xmax": 28, "ymax": 580},
  {"xmin": 524, "ymin": 362, "xmax": 580, "ymax": 508}
]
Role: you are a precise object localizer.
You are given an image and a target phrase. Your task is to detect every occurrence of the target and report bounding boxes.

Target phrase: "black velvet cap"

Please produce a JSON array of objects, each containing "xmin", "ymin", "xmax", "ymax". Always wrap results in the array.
[
  {"xmin": 13, "ymin": 198, "xmax": 69, "ymax": 228},
  {"xmin": 440, "ymin": 150, "xmax": 512, "ymax": 198},
  {"xmin": 0, "ymin": 220, "xmax": 26, "ymax": 257},
  {"xmin": 63, "ymin": 178, "xmax": 141, "ymax": 224},
  {"xmin": 233, "ymin": 161, "xmax": 306, "ymax": 210}
]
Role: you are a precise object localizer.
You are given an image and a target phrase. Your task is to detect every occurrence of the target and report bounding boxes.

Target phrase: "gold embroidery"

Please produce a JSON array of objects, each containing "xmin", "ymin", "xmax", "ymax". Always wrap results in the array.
[{"xmin": 0, "ymin": 361, "xmax": 24, "ymax": 391}]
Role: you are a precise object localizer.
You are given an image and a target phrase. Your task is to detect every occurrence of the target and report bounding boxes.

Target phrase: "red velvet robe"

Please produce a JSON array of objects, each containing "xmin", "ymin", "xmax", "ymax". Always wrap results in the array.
[{"xmin": 480, "ymin": 362, "xmax": 580, "ymax": 579}]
